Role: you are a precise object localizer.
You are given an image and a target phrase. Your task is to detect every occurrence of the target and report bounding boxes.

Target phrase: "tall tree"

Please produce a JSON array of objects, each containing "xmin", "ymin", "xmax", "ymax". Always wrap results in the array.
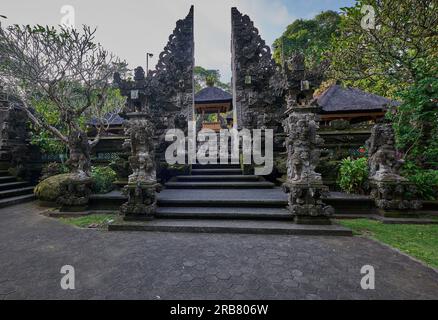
[
  {"xmin": 194, "ymin": 66, "xmax": 230, "ymax": 92},
  {"xmin": 272, "ymin": 10, "xmax": 341, "ymax": 70},
  {"xmin": 0, "ymin": 25, "xmax": 126, "ymax": 177},
  {"xmin": 329, "ymin": 0, "xmax": 438, "ymax": 166},
  {"xmin": 328, "ymin": 0, "xmax": 438, "ymax": 98}
]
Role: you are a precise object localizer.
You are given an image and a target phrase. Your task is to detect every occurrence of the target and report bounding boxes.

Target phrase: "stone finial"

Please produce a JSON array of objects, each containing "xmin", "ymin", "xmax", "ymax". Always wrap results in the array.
[{"xmin": 134, "ymin": 67, "xmax": 145, "ymax": 81}]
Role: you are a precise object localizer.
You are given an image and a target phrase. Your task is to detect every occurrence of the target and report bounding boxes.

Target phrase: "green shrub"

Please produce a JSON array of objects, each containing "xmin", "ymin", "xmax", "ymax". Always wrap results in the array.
[
  {"xmin": 337, "ymin": 157, "xmax": 369, "ymax": 194},
  {"xmin": 402, "ymin": 162, "xmax": 438, "ymax": 200},
  {"xmin": 91, "ymin": 166, "xmax": 117, "ymax": 194}
]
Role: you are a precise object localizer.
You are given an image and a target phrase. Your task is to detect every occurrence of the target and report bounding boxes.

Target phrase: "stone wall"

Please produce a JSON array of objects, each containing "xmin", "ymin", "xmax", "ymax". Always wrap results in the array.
[{"xmin": 0, "ymin": 90, "xmax": 30, "ymax": 176}]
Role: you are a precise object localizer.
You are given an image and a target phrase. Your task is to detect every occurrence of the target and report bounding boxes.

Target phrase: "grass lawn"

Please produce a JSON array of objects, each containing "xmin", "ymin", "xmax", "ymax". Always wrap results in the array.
[
  {"xmin": 338, "ymin": 219, "xmax": 438, "ymax": 269},
  {"xmin": 60, "ymin": 214, "xmax": 117, "ymax": 229}
]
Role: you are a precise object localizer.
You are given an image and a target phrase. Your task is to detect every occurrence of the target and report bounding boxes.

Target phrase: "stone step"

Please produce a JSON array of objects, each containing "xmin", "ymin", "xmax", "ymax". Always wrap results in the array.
[
  {"xmin": 0, "ymin": 186, "xmax": 34, "ymax": 199},
  {"xmin": 0, "ymin": 176, "xmax": 17, "ymax": 183},
  {"xmin": 0, "ymin": 170, "xmax": 10, "ymax": 177},
  {"xmin": 0, "ymin": 181, "xmax": 30, "ymax": 191},
  {"xmin": 108, "ymin": 218, "xmax": 352, "ymax": 236},
  {"xmin": 156, "ymin": 206, "xmax": 292, "ymax": 220},
  {"xmin": 191, "ymin": 163, "xmax": 241, "ymax": 170},
  {"xmin": 158, "ymin": 188, "xmax": 288, "ymax": 208},
  {"xmin": 88, "ymin": 192, "xmax": 126, "ymax": 210},
  {"xmin": 191, "ymin": 168, "xmax": 242, "ymax": 175},
  {"xmin": 89, "ymin": 189, "xmax": 288, "ymax": 210},
  {"xmin": 176, "ymin": 175, "xmax": 261, "ymax": 182},
  {"xmin": 158, "ymin": 198, "xmax": 287, "ymax": 208},
  {"xmin": 324, "ymin": 192, "xmax": 376, "ymax": 215},
  {"xmin": 0, "ymin": 193, "xmax": 35, "ymax": 208},
  {"xmin": 165, "ymin": 181, "xmax": 275, "ymax": 189}
]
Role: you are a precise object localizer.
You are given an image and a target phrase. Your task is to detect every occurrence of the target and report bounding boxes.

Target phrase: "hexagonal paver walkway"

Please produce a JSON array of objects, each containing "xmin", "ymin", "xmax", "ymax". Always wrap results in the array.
[{"xmin": 0, "ymin": 202, "xmax": 437, "ymax": 299}]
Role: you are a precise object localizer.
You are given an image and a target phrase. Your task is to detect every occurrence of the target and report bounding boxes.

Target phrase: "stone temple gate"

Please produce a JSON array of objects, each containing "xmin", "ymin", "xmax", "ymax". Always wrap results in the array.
[
  {"xmin": 110, "ymin": 5, "xmax": 341, "ymax": 225},
  {"xmin": 114, "ymin": 6, "xmax": 296, "ymax": 136}
]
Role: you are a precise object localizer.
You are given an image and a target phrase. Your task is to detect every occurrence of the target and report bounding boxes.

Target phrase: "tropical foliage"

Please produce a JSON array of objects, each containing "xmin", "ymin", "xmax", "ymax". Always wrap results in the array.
[
  {"xmin": 273, "ymin": 10, "xmax": 340, "ymax": 73},
  {"xmin": 328, "ymin": 0, "xmax": 437, "ymax": 174},
  {"xmin": 337, "ymin": 157, "xmax": 369, "ymax": 194},
  {"xmin": 328, "ymin": 0, "xmax": 437, "ymax": 98},
  {"xmin": 194, "ymin": 66, "xmax": 230, "ymax": 92},
  {"xmin": 91, "ymin": 166, "xmax": 117, "ymax": 194}
]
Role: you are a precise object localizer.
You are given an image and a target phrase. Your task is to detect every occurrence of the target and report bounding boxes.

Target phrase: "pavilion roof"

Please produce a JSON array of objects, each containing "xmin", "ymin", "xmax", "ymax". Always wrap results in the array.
[
  {"xmin": 195, "ymin": 86, "xmax": 232, "ymax": 104},
  {"xmin": 316, "ymin": 84, "xmax": 399, "ymax": 113}
]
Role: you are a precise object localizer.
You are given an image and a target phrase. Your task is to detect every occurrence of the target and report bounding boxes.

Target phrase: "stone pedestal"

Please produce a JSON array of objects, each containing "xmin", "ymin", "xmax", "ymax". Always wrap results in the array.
[
  {"xmin": 369, "ymin": 178, "xmax": 422, "ymax": 218},
  {"xmin": 121, "ymin": 182, "xmax": 160, "ymax": 220},
  {"xmin": 283, "ymin": 181, "xmax": 333, "ymax": 225},
  {"xmin": 58, "ymin": 175, "xmax": 93, "ymax": 212}
]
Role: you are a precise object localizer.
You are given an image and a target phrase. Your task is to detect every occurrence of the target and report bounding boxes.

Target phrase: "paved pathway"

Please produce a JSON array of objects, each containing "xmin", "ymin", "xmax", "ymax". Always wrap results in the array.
[{"xmin": 0, "ymin": 202, "xmax": 437, "ymax": 299}]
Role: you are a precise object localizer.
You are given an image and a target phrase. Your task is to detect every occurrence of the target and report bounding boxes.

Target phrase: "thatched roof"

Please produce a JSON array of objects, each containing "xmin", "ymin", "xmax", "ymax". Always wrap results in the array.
[
  {"xmin": 195, "ymin": 86, "xmax": 232, "ymax": 104},
  {"xmin": 316, "ymin": 85, "xmax": 398, "ymax": 113}
]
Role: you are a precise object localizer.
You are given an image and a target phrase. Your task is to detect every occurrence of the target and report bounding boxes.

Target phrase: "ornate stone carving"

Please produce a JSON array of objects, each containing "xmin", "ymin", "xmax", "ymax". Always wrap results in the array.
[
  {"xmin": 120, "ymin": 109, "xmax": 160, "ymax": 219},
  {"xmin": 366, "ymin": 122, "xmax": 422, "ymax": 216},
  {"xmin": 283, "ymin": 53, "xmax": 326, "ymax": 108},
  {"xmin": 231, "ymin": 7, "xmax": 285, "ymax": 130},
  {"xmin": 113, "ymin": 6, "xmax": 194, "ymax": 172},
  {"xmin": 367, "ymin": 122, "xmax": 404, "ymax": 181},
  {"xmin": 58, "ymin": 175, "xmax": 93, "ymax": 209},
  {"xmin": 148, "ymin": 6, "xmax": 195, "ymax": 121},
  {"xmin": 125, "ymin": 118, "xmax": 156, "ymax": 184},
  {"xmin": 282, "ymin": 104, "xmax": 334, "ymax": 224}
]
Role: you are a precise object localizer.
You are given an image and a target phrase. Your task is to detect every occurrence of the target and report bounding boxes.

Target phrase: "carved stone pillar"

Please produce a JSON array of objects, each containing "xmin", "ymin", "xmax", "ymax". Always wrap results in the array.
[
  {"xmin": 366, "ymin": 122, "xmax": 422, "ymax": 217},
  {"xmin": 120, "ymin": 111, "xmax": 160, "ymax": 220},
  {"xmin": 282, "ymin": 102, "xmax": 334, "ymax": 224}
]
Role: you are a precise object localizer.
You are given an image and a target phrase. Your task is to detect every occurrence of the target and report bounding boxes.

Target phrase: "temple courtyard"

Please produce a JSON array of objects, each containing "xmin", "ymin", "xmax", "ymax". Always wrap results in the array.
[{"xmin": 1, "ymin": 202, "xmax": 437, "ymax": 300}]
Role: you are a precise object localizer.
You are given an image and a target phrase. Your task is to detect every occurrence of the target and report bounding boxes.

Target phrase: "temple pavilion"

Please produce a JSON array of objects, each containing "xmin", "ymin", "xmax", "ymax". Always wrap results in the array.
[{"xmin": 194, "ymin": 85, "xmax": 233, "ymax": 131}]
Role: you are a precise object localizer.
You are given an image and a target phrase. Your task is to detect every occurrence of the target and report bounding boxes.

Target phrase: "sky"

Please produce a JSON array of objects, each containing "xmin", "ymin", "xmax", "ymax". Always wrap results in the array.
[{"xmin": 1, "ymin": 0, "xmax": 355, "ymax": 82}]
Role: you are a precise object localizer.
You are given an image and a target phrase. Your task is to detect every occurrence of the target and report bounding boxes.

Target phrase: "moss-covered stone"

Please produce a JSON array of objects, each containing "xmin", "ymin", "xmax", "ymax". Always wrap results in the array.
[{"xmin": 34, "ymin": 173, "xmax": 76, "ymax": 202}]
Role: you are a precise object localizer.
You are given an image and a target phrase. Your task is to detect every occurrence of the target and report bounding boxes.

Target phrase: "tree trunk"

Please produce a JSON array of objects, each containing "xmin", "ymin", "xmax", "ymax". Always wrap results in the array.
[{"xmin": 66, "ymin": 130, "xmax": 92, "ymax": 177}]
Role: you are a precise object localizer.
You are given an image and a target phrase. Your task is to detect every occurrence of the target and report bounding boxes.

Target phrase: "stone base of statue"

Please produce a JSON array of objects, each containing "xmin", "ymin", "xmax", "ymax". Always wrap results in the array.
[
  {"xmin": 283, "ymin": 181, "xmax": 334, "ymax": 225},
  {"xmin": 58, "ymin": 174, "xmax": 93, "ymax": 212},
  {"xmin": 369, "ymin": 175, "xmax": 422, "ymax": 218},
  {"xmin": 121, "ymin": 182, "xmax": 161, "ymax": 220}
]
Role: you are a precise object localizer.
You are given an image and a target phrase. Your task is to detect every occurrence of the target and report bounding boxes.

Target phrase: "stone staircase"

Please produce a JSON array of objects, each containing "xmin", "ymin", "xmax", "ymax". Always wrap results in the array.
[
  {"xmin": 96, "ymin": 161, "xmax": 352, "ymax": 235},
  {"xmin": 156, "ymin": 163, "xmax": 291, "ymax": 220},
  {"xmin": 107, "ymin": 161, "xmax": 353, "ymax": 235},
  {"xmin": 0, "ymin": 170, "xmax": 35, "ymax": 208}
]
